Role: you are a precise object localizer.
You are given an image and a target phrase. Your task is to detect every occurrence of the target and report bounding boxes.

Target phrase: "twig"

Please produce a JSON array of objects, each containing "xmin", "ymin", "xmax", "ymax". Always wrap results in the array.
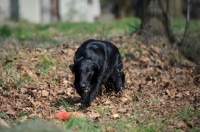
[{"xmin": 181, "ymin": 0, "xmax": 192, "ymax": 46}]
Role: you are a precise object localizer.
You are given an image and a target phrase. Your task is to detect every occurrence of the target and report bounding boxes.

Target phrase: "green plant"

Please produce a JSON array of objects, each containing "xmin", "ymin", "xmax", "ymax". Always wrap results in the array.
[
  {"xmin": 125, "ymin": 19, "xmax": 140, "ymax": 35},
  {"xmin": 59, "ymin": 98, "xmax": 72, "ymax": 112},
  {"xmin": 19, "ymin": 111, "xmax": 28, "ymax": 117},
  {"xmin": 39, "ymin": 66, "xmax": 49, "ymax": 74},
  {"xmin": 0, "ymin": 25, "xmax": 11, "ymax": 37},
  {"xmin": 0, "ymin": 77, "xmax": 5, "ymax": 87},
  {"xmin": 0, "ymin": 111, "xmax": 5, "ymax": 118}
]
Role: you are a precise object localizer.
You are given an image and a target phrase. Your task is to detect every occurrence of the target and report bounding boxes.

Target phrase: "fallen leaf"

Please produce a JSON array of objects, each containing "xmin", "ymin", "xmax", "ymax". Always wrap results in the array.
[
  {"xmin": 89, "ymin": 112, "xmax": 101, "ymax": 118},
  {"xmin": 120, "ymin": 97, "xmax": 129, "ymax": 103},
  {"xmin": 112, "ymin": 113, "xmax": 120, "ymax": 119},
  {"xmin": 172, "ymin": 120, "xmax": 187, "ymax": 130},
  {"xmin": 140, "ymin": 56, "xmax": 150, "ymax": 63},
  {"xmin": 184, "ymin": 91, "xmax": 190, "ymax": 96},
  {"xmin": 175, "ymin": 93, "xmax": 182, "ymax": 98},
  {"xmin": 118, "ymin": 108, "xmax": 127, "ymax": 113},
  {"xmin": 42, "ymin": 90, "xmax": 49, "ymax": 97},
  {"xmin": 5, "ymin": 109, "xmax": 16, "ymax": 115},
  {"xmin": 104, "ymin": 100, "xmax": 112, "ymax": 105},
  {"xmin": 106, "ymin": 126, "xmax": 116, "ymax": 131}
]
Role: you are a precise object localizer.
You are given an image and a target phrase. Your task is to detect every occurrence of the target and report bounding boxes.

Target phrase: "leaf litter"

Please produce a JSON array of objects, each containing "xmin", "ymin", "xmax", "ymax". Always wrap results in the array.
[{"xmin": 0, "ymin": 35, "xmax": 199, "ymax": 131}]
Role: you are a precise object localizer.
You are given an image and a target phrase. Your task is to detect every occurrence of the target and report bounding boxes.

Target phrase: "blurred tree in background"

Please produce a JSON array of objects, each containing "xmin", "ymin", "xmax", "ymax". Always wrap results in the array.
[
  {"xmin": 140, "ymin": 0, "xmax": 175, "ymax": 44},
  {"xmin": 183, "ymin": 0, "xmax": 200, "ymax": 19},
  {"xmin": 100, "ymin": 0, "xmax": 142, "ymax": 18},
  {"xmin": 169, "ymin": 0, "xmax": 183, "ymax": 18}
]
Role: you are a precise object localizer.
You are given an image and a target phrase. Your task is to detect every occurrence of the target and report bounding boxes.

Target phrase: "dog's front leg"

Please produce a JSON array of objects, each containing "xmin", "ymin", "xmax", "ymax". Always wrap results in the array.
[
  {"xmin": 85, "ymin": 79, "xmax": 102, "ymax": 106},
  {"xmin": 77, "ymin": 88, "xmax": 87, "ymax": 100}
]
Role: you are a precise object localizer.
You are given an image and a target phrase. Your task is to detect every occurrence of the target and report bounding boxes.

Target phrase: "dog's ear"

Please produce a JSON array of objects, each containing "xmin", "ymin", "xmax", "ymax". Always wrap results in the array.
[{"xmin": 69, "ymin": 64, "xmax": 75, "ymax": 73}]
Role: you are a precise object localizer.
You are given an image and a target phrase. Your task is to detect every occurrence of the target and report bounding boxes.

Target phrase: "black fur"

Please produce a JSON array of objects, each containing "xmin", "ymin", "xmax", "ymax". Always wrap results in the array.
[{"xmin": 69, "ymin": 39, "xmax": 125, "ymax": 106}]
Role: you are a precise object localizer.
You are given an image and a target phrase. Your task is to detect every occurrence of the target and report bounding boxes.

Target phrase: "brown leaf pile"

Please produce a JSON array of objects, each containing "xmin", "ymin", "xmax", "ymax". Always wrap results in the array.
[{"xmin": 0, "ymin": 36, "xmax": 199, "ymax": 129}]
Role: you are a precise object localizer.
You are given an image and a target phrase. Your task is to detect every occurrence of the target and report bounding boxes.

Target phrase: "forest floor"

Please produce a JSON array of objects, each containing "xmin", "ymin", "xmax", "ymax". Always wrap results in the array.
[{"xmin": 0, "ymin": 18, "xmax": 200, "ymax": 131}]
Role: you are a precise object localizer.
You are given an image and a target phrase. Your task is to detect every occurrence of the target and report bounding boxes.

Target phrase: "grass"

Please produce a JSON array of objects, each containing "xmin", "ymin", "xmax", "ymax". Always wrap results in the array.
[
  {"xmin": 40, "ymin": 55, "xmax": 56, "ymax": 67},
  {"xmin": 59, "ymin": 106, "xmax": 199, "ymax": 132},
  {"xmin": 0, "ymin": 17, "xmax": 199, "ymax": 42},
  {"xmin": 171, "ymin": 17, "xmax": 200, "ymax": 36},
  {"xmin": 19, "ymin": 111, "xmax": 29, "ymax": 118},
  {"xmin": 58, "ymin": 98, "xmax": 73, "ymax": 112},
  {"xmin": 95, "ymin": 107, "xmax": 112, "ymax": 115},
  {"xmin": 62, "ymin": 117, "xmax": 101, "ymax": 132},
  {"xmin": 0, "ymin": 25, "xmax": 12, "ymax": 37},
  {"xmin": 2, "ymin": 63, "xmax": 32, "ymax": 89},
  {"xmin": 0, "ymin": 18, "xmax": 140, "ymax": 41},
  {"xmin": 173, "ymin": 107, "xmax": 200, "ymax": 121},
  {"xmin": 0, "ymin": 111, "xmax": 6, "ymax": 118},
  {"xmin": 171, "ymin": 17, "xmax": 200, "ymax": 63}
]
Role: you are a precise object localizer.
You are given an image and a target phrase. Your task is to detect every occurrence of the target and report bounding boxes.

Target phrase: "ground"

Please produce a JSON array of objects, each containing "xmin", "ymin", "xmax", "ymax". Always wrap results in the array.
[{"xmin": 0, "ymin": 18, "xmax": 200, "ymax": 131}]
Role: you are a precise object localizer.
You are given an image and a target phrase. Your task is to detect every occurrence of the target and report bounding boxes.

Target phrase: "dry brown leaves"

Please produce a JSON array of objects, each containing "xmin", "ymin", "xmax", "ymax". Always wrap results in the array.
[{"xmin": 0, "ymin": 36, "xmax": 199, "ymax": 129}]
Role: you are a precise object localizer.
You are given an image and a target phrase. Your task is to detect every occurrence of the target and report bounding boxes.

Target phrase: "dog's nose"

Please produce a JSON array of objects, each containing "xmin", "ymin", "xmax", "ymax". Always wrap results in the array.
[{"xmin": 80, "ymin": 82, "xmax": 86, "ymax": 88}]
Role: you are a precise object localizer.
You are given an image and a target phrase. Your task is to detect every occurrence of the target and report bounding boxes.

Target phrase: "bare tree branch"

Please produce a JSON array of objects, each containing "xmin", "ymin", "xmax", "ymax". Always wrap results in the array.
[{"xmin": 181, "ymin": 0, "xmax": 192, "ymax": 46}]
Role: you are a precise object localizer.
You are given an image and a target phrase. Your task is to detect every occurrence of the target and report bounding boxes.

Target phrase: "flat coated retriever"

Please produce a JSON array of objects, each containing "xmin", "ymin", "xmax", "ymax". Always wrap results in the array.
[{"xmin": 69, "ymin": 39, "xmax": 125, "ymax": 106}]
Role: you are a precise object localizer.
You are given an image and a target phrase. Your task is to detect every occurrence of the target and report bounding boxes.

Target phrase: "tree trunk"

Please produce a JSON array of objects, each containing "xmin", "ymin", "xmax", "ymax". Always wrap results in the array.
[
  {"xmin": 169, "ymin": 0, "xmax": 182, "ymax": 18},
  {"xmin": 140, "ymin": 0, "xmax": 174, "ymax": 44}
]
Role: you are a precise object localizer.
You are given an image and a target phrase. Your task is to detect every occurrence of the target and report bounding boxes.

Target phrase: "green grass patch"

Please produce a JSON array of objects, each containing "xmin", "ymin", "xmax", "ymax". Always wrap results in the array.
[
  {"xmin": 19, "ymin": 111, "xmax": 29, "ymax": 118},
  {"xmin": 95, "ymin": 108, "xmax": 112, "ymax": 115},
  {"xmin": 171, "ymin": 17, "xmax": 200, "ymax": 35},
  {"xmin": 0, "ymin": 17, "xmax": 139, "ymax": 41},
  {"xmin": 33, "ymin": 54, "xmax": 56, "ymax": 74},
  {"xmin": 41, "ymin": 55, "xmax": 55, "ymax": 67},
  {"xmin": 2, "ymin": 63, "xmax": 32, "ymax": 88},
  {"xmin": 137, "ymin": 118, "xmax": 164, "ymax": 132},
  {"xmin": 104, "ymin": 118, "xmax": 137, "ymax": 132},
  {"xmin": 58, "ymin": 98, "xmax": 73, "ymax": 112},
  {"xmin": 0, "ymin": 17, "xmax": 199, "ymax": 43},
  {"xmin": 62, "ymin": 117, "xmax": 101, "ymax": 132},
  {"xmin": 173, "ymin": 107, "xmax": 200, "ymax": 121},
  {"xmin": 0, "ymin": 111, "xmax": 6, "ymax": 118}
]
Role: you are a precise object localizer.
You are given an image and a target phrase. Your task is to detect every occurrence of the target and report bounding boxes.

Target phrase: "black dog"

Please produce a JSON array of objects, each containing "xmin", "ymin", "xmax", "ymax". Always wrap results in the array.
[{"xmin": 69, "ymin": 39, "xmax": 125, "ymax": 106}]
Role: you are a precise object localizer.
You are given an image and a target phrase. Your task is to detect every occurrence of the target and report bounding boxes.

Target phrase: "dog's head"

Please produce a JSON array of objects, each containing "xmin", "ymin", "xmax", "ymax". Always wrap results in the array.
[
  {"xmin": 111, "ymin": 70, "xmax": 125, "ymax": 91},
  {"xmin": 69, "ymin": 58, "xmax": 97, "ymax": 90}
]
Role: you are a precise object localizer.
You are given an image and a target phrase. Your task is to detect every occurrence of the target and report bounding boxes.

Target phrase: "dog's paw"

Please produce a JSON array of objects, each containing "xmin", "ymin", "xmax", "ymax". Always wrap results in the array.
[
  {"xmin": 82, "ymin": 100, "xmax": 91, "ymax": 107},
  {"xmin": 115, "ymin": 87, "xmax": 123, "ymax": 92}
]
